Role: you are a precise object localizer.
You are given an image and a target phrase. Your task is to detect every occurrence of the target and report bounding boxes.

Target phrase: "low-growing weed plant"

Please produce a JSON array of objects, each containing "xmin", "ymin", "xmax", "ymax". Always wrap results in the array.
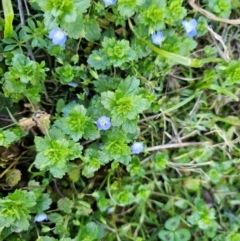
[{"xmin": 0, "ymin": 0, "xmax": 240, "ymax": 240}]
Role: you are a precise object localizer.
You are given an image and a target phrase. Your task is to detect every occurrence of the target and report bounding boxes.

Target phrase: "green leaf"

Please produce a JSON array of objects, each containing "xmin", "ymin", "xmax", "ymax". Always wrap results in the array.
[
  {"xmin": 101, "ymin": 77, "xmax": 151, "ymax": 129},
  {"xmin": 158, "ymin": 230, "xmax": 174, "ymax": 241},
  {"xmin": 117, "ymin": 0, "xmax": 143, "ymax": 17},
  {"xmin": 84, "ymin": 18, "xmax": 101, "ymax": 41},
  {"xmin": 127, "ymin": 156, "xmax": 145, "ymax": 177},
  {"xmin": 93, "ymin": 75, "xmax": 119, "ymax": 93},
  {"xmin": 136, "ymin": 184, "xmax": 153, "ymax": 202},
  {"xmin": 34, "ymin": 128, "xmax": 82, "ymax": 178},
  {"xmin": 174, "ymin": 229, "xmax": 191, "ymax": 241},
  {"xmin": 102, "ymin": 38, "xmax": 137, "ymax": 67},
  {"xmin": 0, "ymin": 189, "xmax": 36, "ymax": 232},
  {"xmin": 165, "ymin": 216, "xmax": 180, "ymax": 231},
  {"xmin": 208, "ymin": 169, "xmax": 221, "ymax": 184},
  {"xmin": 36, "ymin": 236, "xmax": 58, "ymax": 241},
  {"xmin": 56, "ymin": 64, "xmax": 76, "ymax": 84},
  {"xmin": 117, "ymin": 76, "xmax": 140, "ymax": 95},
  {"xmin": 32, "ymin": 192, "xmax": 52, "ymax": 214},
  {"xmin": 76, "ymin": 222, "xmax": 105, "ymax": 240},
  {"xmin": 166, "ymin": 0, "xmax": 186, "ymax": 25},
  {"xmin": 57, "ymin": 197, "xmax": 73, "ymax": 214},
  {"xmin": 103, "ymin": 130, "xmax": 130, "ymax": 161},
  {"xmin": 122, "ymin": 118, "xmax": 138, "ymax": 134},
  {"xmin": 87, "ymin": 50, "xmax": 111, "ymax": 70},
  {"xmin": 2, "ymin": 53, "xmax": 47, "ymax": 103},
  {"xmin": 48, "ymin": 213, "xmax": 63, "ymax": 223},
  {"xmin": 73, "ymin": 0, "xmax": 91, "ymax": 14},
  {"xmin": 0, "ymin": 128, "xmax": 22, "ymax": 148},
  {"xmin": 82, "ymin": 148, "xmax": 109, "ymax": 178},
  {"xmin": 116, "ymin": 190, "xmax": 135, "ymax": 206},
  {"xmin": 137, "ymin": 1, "xmax": 166, "ymax": 31},
  {"xmin": 2, "ymin": 0, "xmax": 14, "ymax": 38},
  {"xmin": 61, "ymin": 13, "xmax": 84, "ymax": 39},
  {"xmin": 153, "ymin": 152, "xmax": 168, "ymax": 171},
  {"xmin": 54, "ymin": 103, "xmax": 99, "ymax": 141},
  {"xmin": 184, "ymin": 178, "xmax": 201, "ymax": 192}
]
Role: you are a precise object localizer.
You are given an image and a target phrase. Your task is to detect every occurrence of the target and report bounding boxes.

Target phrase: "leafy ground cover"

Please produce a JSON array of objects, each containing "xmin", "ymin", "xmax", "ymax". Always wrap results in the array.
[{"xmin": 0, "ymin": 0, "xmax": 240, "ymax": 240}]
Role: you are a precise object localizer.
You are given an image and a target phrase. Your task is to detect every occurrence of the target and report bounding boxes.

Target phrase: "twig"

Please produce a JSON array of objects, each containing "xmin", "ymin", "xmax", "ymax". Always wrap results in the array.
[
  {"xmin": 147, "ymin": 141, "xmax": 210, "ymax": 152},
  {"xmin": 17, "ymin": 0, "xmax": 35, "ymax": 60},
  {"xmin": 206, "ymin": 24, "xmax": 230, "ymax": 61},
  {"xmin": 188, "ymin": 0, "xmax": 240, "ymax": 25},
  {"xmin": 23, "ymin": 0, "xmax": 30, "ymax": 16},
  {"xmin": 52, "ymin": 179, "xmax": 65, "ymax": 198}
]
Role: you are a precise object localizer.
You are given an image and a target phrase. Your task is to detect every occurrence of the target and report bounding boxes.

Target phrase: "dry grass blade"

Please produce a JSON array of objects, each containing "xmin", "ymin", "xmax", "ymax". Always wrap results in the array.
[
  {"xmin": 188, "ymin": 0, "xmax": 240, "ymax": 25},
  {"xmin": 206, "ymin": 24, "xmax": 230, "ymax": 61}
]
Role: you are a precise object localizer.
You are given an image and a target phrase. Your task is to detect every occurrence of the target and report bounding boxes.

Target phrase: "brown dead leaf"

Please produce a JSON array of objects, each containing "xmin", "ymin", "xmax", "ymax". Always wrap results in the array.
[
  {"xmin": 19, "ymin": 117, "xmax": 36, "ymax": 131},
  {"xmin": 1, "ymin": 146, "xmax": 20, "ymax": 161},
  {"xmin": 32, "ymin": 111, "xmax": 51, "ymax": 135}
]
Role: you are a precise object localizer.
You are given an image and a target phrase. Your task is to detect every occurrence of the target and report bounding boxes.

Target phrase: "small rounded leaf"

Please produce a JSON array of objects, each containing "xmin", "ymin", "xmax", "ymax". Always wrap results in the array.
[
  {"xmin": 165, "ymin": 216, "xmax": 180, "ymax": 231},
  {"xmin": 158, "ymin": 230, "xmax": 174, "ymax": 241},
  {"xmin": 174, "ymin": 228, "xmax": 191, "ymax": 241},
  {"xmin": 5, "ymin": 169, "xmax": 21, "ymax": 186}
]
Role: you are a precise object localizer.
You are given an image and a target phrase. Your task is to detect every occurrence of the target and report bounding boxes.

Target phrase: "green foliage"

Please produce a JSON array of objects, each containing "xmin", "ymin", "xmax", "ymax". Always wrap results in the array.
[
  {"xmin": 166, "ymin": 0, "xmax": 186, "ymax": 25},
  {"xmin": 82, "ymin": 148, "xmax": 110, "ymax": 178},
  {"xmin": 102, "ymin": 129, "xmax": 131, "ymax": 164},
  {"xmin": 0, "ymin": 127, "xmax": 26, "ymax": 147},
  {"xmin": 88, "ymin": 38, "xmax": 137, "ymax": 69},
  {"xmin": 117, "ymin": 0, "xmax": 143, "ymax": 18},
  {"xmin": 217, "ymin": 61, "xmax": 240, "ymax": 86},
  {"xmin": 158, "ymin": 216, "xmax": 191, "ymax": 241},
  {"xmin": 57, "ymin": 197, "xmax": 73, "ymax": 214},
  {"xmin": 153, "ymin": 152, "xmax": 168, "ymax": 171},
  {"xmin": 34, "ymin": 128, "xmax": 83, "ymax": 178},
  {"xmin": 2, "ymin": 53, "xmax": 48, "ymax": 103},
  {"xmin": 75, "ymin": 222, "xmax": 106, "ymax": 240},
  {"xmin": 2, "ymin": 0, "xmax": 14, "ymax": 38},
  {"xmin": 101, "ymin": 76, "xmax": 152, "ymax": 132},
  {"xmin": 204, "ymin": 0, "xmax": 232, "ymax": 18},
  {"xmin": 22, "ymin": 18, "xmax": 48, "ymax": 48},
  {"xmin": 56, "ymin": 64, "xmax": 80, "ymax": 84},
  {"xmin": 54, "ymin": 102, "xmax": 100, "ymax": 141},
  {"xmin": 0, "ymin": 190, "xmax": 36, "ymax": 233},
  {"xmin": 187, "ymin": 199, "xmax": 217, "ymax": 230},
  {"xmin": 137, "ymin": 0, "xmax": 166, "ymax": 31},
  {"xmin": 1, "ymin": 0, "xmax": 240, "ymax": 240},
  {"xmin": 37, "ymin": 0, "xmax": 91, "ymax": 27}
]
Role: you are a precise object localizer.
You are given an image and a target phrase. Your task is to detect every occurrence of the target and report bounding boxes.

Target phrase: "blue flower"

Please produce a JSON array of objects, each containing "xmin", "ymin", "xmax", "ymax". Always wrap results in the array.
[
  {"xmin": 131, "ymin": 142, "xmax": 144, "ymax": 154},
  {"xmin": 103, "ymin": 0, "xmax": 117, "ymax": 6},
  {"xmin": 96, "ymin": 116, "xmax": 111, "ymax": 130},
  {"xmin": 68, "ymin": 82, "xmax": 78, "ymax": 88},
  {"xmin": 151, "ymin": 31, "xmax": 164, "ymax": 46},
  {"xmin": 182, "ymin": 19, "xmax": 198, "ymax": 37},
  {"xmin": 49, "ymin": 28, "xmax": 67, "ymax": 46},
  {"xmin": 107, "ymin": 207, "xmax": 115, "ymax": 214},
  {"xmin": 34, "ymin": 213, "xmax": 48, "ymax": 223}
]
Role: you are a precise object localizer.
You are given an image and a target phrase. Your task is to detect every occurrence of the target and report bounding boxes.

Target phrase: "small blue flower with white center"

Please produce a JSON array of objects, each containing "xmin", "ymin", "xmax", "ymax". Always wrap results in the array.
[
  {"xmin": 34, "ymin": 213, "xmax": 48, "ymax": 223},
  {"xmin": 151, "ymin": 31, "xmax": 164, "ymax": 46},
  {"xmin": 103, "ymin": 0, "xmax": 117, "ymax": 6},
  {"xmin": 68, "ymin": 82, "xmax": 78, "ymax": 88},
  {"xmin": 96, "ymin": 116, "xmax": 111, "ymax": 130},
  {"xmin": 131, "ymin": 142, "xmax": 144, "ymax": 154},
  {"xmin": 182, "ymin": 19, "xmax": 198, "ymax": 37},
  {"xmin": 107, "ymin": 207, "xmax": 115, "ymax": 214},
  {"xmin": 49, "ymin": 28, "xmax": 67, "ymax": 46}
]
